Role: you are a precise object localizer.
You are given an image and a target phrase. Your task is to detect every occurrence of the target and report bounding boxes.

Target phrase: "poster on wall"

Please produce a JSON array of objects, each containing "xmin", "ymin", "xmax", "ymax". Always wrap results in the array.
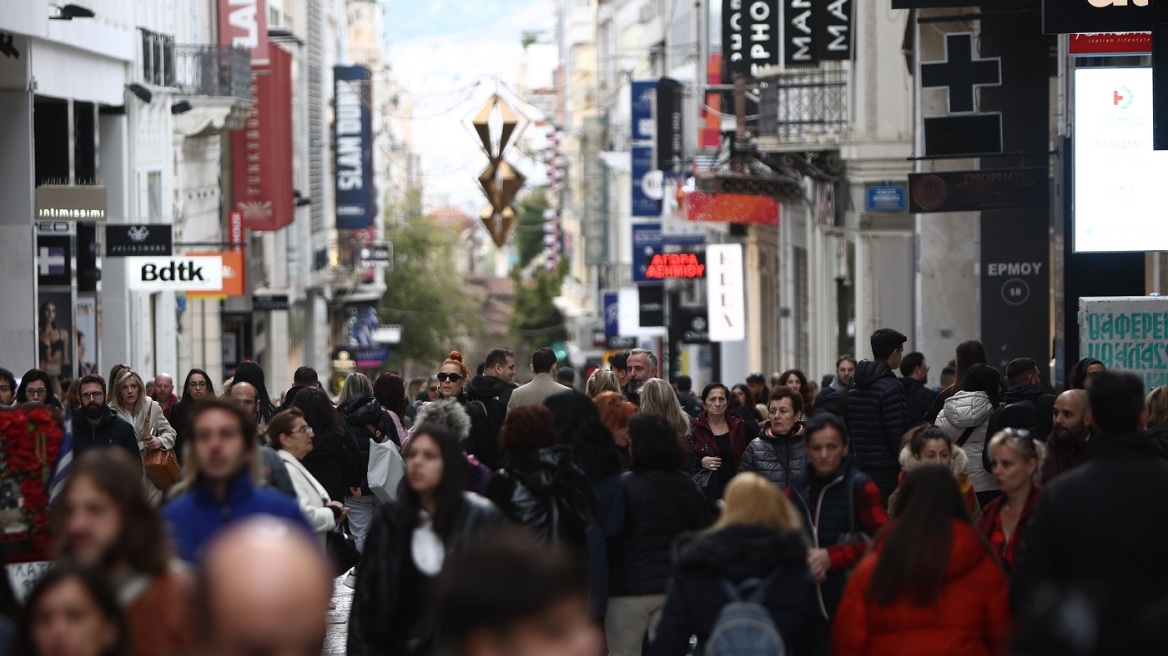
[
  {"xmin": 1079, "ymin": 296, "xmax": 1168, "ymax": 390},
  {"xmin": 36, "ymin": 292, "xmax": 73, "ymax": 397},
  {"xmin": 75, "ymin": 297, "xmax": 98, "ymax": 378}
]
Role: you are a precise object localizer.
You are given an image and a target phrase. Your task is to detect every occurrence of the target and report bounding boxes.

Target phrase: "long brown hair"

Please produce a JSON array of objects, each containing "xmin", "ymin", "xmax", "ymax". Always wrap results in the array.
[
  {"xmin": 868, "ymin": 466, "xmax": 986, "ymax": 607},
  {"xmin": 52, "ymin": 449, "xmax": 173, "ymax": 576}
]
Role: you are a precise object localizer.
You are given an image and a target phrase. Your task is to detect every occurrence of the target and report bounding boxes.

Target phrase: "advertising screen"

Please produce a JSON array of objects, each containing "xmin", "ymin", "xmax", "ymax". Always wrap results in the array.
[{"xmin": 1074, "ymin": 67, "xmax": 1168, "ymax": 252}]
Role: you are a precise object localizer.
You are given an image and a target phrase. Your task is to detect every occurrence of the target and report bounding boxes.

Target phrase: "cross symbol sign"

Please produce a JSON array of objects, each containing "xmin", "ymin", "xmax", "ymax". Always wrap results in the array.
[
  {"xmin": 38, "ymin": 247, "xmax": 66, "ymax": 276},
  {"xmin": 921, "ymin": 33, "xmax": 1002, "ymax": 114}
]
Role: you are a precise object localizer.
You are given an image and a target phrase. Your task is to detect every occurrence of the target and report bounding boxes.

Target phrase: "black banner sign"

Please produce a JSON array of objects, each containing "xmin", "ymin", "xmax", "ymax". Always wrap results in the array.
[
  {"xmin": 639, "ymin": 285, "xmax": 665, "ymax": 328},
  {"xmin": 722, "ymin": 0, "xmax": 780, "ymax": 81},
  {"xmin": 783, "ymin": 0, "xmax": 815, "ymax": 66},
  {"xmin": 253, "ymin": 294, "xmax": 290, "ymax": 311},
  {"xmin": 909, "ymin": 168, "xmax": 1048, "ymax": 214},
  {"xmin": 1042, "ymin": 0, "xmax": 1156, "ymax": 36},
  {"xmin": 894, "ymin": 0, "xmax": 1035, "ymax": 7},
  {"xmin": 816, "ymin": 0, "xmax": 851, "ymax": 61},
  {"xmin": 106, "ymin": 224, "xmax": 173, "ymax": 257},
  {"xmin": 656, "ymin": 78, "xmax": 683, "ymax": 172},
  {"xmin": 981, "ymin": 210, "xmax": 1050, "ymax": 375}
]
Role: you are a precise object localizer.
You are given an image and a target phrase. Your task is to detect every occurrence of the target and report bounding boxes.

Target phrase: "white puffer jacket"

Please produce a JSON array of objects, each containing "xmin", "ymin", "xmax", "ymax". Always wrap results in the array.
[{"xmin": 935, "ymin": 390, "xmax": 996, "ymax": 492}]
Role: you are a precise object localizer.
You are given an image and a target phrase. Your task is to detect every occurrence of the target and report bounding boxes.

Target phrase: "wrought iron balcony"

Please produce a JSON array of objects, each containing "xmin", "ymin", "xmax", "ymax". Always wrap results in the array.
[
  {"xmin": 173, "ymin": 45, "xmax": 252, "ymax": 100},
  {"xmin": 758, "ymin": 68, "xmax": 849, "ymax": 146}
]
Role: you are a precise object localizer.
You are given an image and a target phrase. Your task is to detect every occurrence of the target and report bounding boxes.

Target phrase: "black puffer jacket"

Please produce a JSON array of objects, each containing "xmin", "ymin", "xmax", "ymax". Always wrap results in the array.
[
  {"xmin": 846, "ymin": 360, "xmax": 907, "ymax": 473},
  {"xmin": 300, "ymin": 421, "xmax": 366, "ymax": 503},
  {"xmin": 464, "ymin": 375, "xmax": 512, "ymax": 469},
  {"xmin": 648, "ymin": 526, "xmax": 821, "ymax": 656},
  {"xmin": 484, "ymin": 445, "xmax": 597, "ymax": 548},
  {"xmin": 608, "ymin": 469, "xmax": 712, "ymax": 597},
  {"xmin": 338, "ymin": 395, "xmax": 398, "ymax": 497},
  {"xmin": 348, "ymin": 493, "xmax": 506, "ymax": 655},
  {"xmin": 738, "ymin": 424, "xmax": 808, "ymax": 492}
]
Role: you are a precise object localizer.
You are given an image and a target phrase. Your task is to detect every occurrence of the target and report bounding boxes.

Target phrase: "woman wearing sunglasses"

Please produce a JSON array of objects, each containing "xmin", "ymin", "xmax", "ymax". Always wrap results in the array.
[
  {"xmin": 436, "ymin": 352, "xmax": 494, "ymax": 470},
  {"xmin": 978, "ymin": 428, "xmax": 1046, "ymax": 573}
]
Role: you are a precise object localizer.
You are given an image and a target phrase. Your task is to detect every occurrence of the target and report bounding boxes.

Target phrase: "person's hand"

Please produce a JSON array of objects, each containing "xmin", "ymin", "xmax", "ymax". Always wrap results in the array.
[
  {"xmin": 349, "ymin": 486, "xmax": 362, "ymax": 498},
  {"xmin": 808, "ymin": 548, "xmax": 831, "ymax": 583},
  {"xmin": 701, "ymin": 456, "xmax": 723, "ymax": 470},
  {"xmin": 144, "ymin": 436, "xmax": 161, "ymax": 451},
  {"xmin": 328, "ymin": 501, "xmax": 349, "ymax": 524}
]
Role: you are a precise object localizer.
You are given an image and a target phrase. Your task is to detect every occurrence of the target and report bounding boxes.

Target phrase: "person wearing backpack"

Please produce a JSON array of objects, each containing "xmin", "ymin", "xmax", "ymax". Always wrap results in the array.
[
  {"xmin": 648, "ymin": 473, "xmax": 822, "ymax": 656},
  {"xmin": 832, "ymin": 466, "xmax": 1011, "ymax": 656},
  {"xmin": 979, "ymin": 358, "xmax": 1056, "ymax": 475},
  {"xmin": 935, "ymin": 364, "xmax": 1003, "ymax": 507}
]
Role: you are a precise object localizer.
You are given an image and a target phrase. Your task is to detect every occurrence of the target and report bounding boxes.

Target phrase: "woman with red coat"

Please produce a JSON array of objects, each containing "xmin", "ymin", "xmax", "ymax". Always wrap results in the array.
[
  {"xmin": 833, "ymin": 466, "xmax": 1011, "ymax": 656},
  {"xmin": 978, "ymin": 429, "xmax": 1044, "ymax": 573},
  {"xmin": 690, "ymin": 383, "xmax": 748, "ymax": 502}
]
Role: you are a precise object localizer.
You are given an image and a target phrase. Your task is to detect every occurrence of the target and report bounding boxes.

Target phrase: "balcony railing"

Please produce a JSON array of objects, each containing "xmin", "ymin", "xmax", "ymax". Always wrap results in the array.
[
  {"xmin": 173, "ymin": 45, "xmax": 252, "ymax": 100},
  {"xmin": 758, "ymin": 68, "xmax": 849, "ymax": 145}
]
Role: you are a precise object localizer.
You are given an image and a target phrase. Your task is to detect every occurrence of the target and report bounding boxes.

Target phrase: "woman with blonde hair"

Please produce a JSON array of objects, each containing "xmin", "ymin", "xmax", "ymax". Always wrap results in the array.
[
  {"xmin": 586, "ymin": 368, "xmax": 622, "ymax": 398},
  {"xmin": 1146, "ymin": 385, "xmax": 1168, "ymax": 458},
  {"xmin": 977, "ymin": 429, "xmax": 1046, "ymax": 573},
  {"xmin": 638, "ymin": 378, "xmax": 693, "ymax": 448},
  {"xmin": 109, "ymin": 369, "xmax": 176, "ymax": 504},
  {"xmin": 649, "ymin": 473, "xmax": 822, "ymax": 655}
]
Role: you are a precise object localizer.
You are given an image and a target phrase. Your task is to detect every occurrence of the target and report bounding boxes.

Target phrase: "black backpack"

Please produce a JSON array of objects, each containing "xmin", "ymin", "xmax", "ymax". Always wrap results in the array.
[{"xmin": 982, "ymin": 400, "xmax": 1041, "ymax": 471}]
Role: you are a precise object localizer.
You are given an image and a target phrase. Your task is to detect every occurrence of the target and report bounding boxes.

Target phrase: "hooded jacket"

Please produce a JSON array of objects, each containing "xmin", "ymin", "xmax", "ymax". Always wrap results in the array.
[
  {"xmin": 890, "ymin": 444, "xmax": 981, "ymax": 524},
  {"xmin": 1042, "ymin": 432, "xmax": 1089, "ymax": 485},
  {"xmin": 900, "ymin": 376, "xmax": 938, "ymax": 428},
  {"xmin": 72, "ymin": 407, "xmax": 143, "ymax": 468},
  {"xmin": 465, "ymin": 375, "xmax": 512, "ymax": 469},
  {"xmin": 999, "ymin": 384, "xmax": 1056, "ymax": 439},
  {"xmin": 338, "ymin": 394, "xmax": 397, "ymax": 497},
  {"xmin": 935, "ymin": 391, "xmax": 996, "ymax": 492},
  {"xmin": 739, "ymin": 423, "xmax": 808, "ymax": 492},
  {"xmin": 648, "ymin": 526, "xmax": 822, "ymax": 656},
  {"xmin": 846, "ymin": 361, "xmax": 908, "ymax": 473},
  {"xmin": 832, "ymin": 519, "xmax": 1012, "ymax": 656},
  {"xmin": 484, "ymin": 445, "xmax": 596, "ymax": 548}
]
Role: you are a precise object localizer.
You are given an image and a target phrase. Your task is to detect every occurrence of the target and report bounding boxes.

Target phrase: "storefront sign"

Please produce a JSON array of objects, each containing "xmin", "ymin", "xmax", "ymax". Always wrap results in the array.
[
  {"xmin": 685, "ymin": 191, "xmax": 780, "ymax": 224},
  {"xmin": 644, "ymin": 253, "xmax": 706, "ymax": 280},
  {"xmin": 1069, "ymin": 32, "xmax": 1152, "ymax": 56},
  {"xmin": 639, "ymin": 285, "xmax": 665, "ymax": 328},
  {"xmin": 252, "ymin": 294, "xmax": 289, "ymax": 311},
  {"xmin": 106, "ymin": 224, "xmax": 173, "ymax": 257},
  {"xmin": 723, "ymin": 0, "xmax": 781, "ymax": 80},
  {"xmin": 1079, "ymin": 296, "xmax": 1168, "ymax": 390},
  {"xmin": 359, "ymin": 243, "xmax": 392, "ymax": 269},
  {"xmin": 333, "ymin": 345, "xmax": 388, "ymax": 369},
  {"xmin": 909, "ymin": 168, "xmax": 1049, "ymax": 214},
  {"xmin": 632, "ymin": 146, "xmax": 661, "ymax": 217},
  {"xmin": 583, "ymin": 117, "xmax": 610, "ymax": 266},
  {"xmin": 218, "ymin": 0, "xmax": 269, "ymax": 64},
  {"xmin": 707, "ymin": 244, "xmax": 746, "ymax": 342},
  {"xmin": 656, "ymin": 78, "xmax": 683, "ymax": 172},
  {"xmin": 1043, "ymin": 0, "xmax": 1156, "ymax": 35},
  {"xmin": 334, "ymin": 65, "xmax": 374, "ymax": 230},
  {"xmin": 126, "ymin": 256, "xmax": 224, "ymax": 292},
  {"xmin": 604, "ymin": 291, "xmax": 620, "ymax": 338},
  {"xmin": 631, "ymin": 80, "xmax": 657, "ymax": 142},
  {"xmin": 186, "ymin": 251, "xmax": 245, "ymax": 298},
  {"xmin": 36, "ymin": 236, "xmax": 72, "ymax": 288},
  {"xmin": 816, "ymin": 0, "xmax": 852, "ymax": 61},
  {"xmin": 35, "ymin": 186, "xmax": 107, "ymax": 221}
]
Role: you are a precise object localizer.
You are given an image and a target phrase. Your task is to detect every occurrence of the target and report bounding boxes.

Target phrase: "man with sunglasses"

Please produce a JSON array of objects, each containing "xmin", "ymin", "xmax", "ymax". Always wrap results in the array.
[{"xmin": 72, "ymin": 374, "xmax": 142, "ymax": 468}]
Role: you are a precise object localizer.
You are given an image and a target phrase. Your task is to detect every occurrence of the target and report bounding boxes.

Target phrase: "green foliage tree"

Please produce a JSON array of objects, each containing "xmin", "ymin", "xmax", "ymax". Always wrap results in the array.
[
  {"xmin": 513, "ymin": 187, "xmax": 550, "ymax": 269},
  {"xmin": 379, "ymin": 213, "xmax": 482, "ymax": 370},
  {"xmin": 509, "ymin": 264, "xmax": 567, "ymax": 353}
]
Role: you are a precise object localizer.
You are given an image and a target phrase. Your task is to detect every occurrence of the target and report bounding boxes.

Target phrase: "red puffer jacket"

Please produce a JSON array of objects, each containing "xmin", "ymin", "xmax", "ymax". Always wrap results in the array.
[{"xmin": 832, "ymin": 520, "xmax": 1011, "ymax": 656}]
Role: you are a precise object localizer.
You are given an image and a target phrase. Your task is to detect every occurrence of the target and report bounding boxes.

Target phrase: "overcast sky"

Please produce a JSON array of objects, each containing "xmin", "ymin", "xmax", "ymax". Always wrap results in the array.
[{"xmin": 384, "ymin": 0, "xmax": 557, "ymax": 213}]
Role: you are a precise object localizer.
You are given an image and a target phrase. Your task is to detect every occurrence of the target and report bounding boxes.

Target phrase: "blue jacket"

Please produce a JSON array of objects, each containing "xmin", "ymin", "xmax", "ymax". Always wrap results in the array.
[
  {"xmin": 845, "ymin": 360, "xmax": 907, "ymax": 472},
  {"xmin": 163, "ymin": 473, "xmax": 314, "ymax": 562}
]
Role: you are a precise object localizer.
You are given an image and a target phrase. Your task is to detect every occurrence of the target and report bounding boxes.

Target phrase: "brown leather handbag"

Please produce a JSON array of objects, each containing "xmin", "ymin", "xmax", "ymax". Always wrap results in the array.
[{"xmin": 141, "ymin": 411, "xmax": 180, "ymax": 490}]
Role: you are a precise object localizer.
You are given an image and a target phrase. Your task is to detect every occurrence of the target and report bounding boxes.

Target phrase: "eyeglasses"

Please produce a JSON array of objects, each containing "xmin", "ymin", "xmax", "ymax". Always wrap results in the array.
[
  {"xmin": 188, "ymin": 381, "xmax": 208, "ymax": 390},
  {"xmin": 81, "ymin": 391, "xmax": 104, "ymax": 400},
  {"xmin": 25, "ymin": 387, "xmax": 48, "ymax": 398},
  {"xmin": 428, "ymin": 386, "xmax": 439, "ymax": 393},
  {"xmin": 436, "ymin": 373, "xmax": 465, "ymax": 383},
  {"xmin": 291, "ymin": 425, "xmax": 314, "ymax": 436}
]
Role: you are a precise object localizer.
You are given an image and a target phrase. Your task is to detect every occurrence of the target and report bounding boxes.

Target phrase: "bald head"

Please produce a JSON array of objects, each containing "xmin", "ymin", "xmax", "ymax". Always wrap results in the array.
[
  {"xmin": 196, "ymin": 518, "xmax": 332, "ymax": 656},
  {"xmin": 153, "ymin": 373, "xmax": 175, "ymax": 402},
  {"xmin": 1053, "ymin": 389, "xmax": 1090, "ymax": 443},
  {"xmin": 229, "ymin": 381, "xmax": 259, "ymax": 420}
]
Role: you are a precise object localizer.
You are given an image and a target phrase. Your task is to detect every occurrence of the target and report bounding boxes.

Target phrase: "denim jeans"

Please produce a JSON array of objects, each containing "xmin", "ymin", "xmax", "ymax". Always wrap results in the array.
[{"xmin": 344, "ymin": 494, "xmax": 377, "ymax": 554}]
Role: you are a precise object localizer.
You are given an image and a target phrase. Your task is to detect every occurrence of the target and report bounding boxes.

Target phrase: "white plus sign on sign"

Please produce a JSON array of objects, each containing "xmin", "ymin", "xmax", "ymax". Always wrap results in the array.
[{"xmin": 38, "ymin": 248, "xmax": 65, "ymax": 275}]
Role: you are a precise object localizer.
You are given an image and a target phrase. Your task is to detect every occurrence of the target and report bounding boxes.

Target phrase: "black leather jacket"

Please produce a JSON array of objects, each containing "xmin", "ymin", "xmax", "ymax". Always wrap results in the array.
[
  {"xmin": 347, "ymin": 493, "xmax": 505, "ymax": 655},
  {"xmin": 484, "ymin": 445, "xmax": 597, "ymax": 548}
]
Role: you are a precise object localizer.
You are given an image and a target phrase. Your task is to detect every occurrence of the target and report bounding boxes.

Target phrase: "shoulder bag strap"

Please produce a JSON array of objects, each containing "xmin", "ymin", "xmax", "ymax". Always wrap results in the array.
[
  {"xmin": 956, "ymin": 425, "xmax": 977, "ymax": 448},
  {"xmin": 365, "ymin": 423, "xmax": 387, "ymax": 444}
]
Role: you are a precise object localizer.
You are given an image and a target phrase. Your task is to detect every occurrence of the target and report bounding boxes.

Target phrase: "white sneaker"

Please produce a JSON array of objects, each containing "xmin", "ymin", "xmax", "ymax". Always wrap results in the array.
[{"xmin": 343, "ymin": 567, "xmax": 358, "ymax": 589}]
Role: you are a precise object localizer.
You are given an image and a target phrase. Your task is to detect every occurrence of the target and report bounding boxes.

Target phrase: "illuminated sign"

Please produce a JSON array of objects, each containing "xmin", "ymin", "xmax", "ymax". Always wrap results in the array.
[{"xmin": 644, "ymin": 253, "xmax": 705, "ymax": 280}]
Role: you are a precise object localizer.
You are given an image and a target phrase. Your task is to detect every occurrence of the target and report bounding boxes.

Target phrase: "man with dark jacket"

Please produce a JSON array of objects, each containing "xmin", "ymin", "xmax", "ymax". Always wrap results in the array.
[
  {"xmin": 845, "ymin": 328, "xmax": 908, "ymax": 501},
  {"xmin": 815, "ymin": 355, "xmax": 856, "ymax": 410},
  {"xmin": 898, "ymin": 352, "xmax": 936, "ymax": 427},
  {"xmin": 73, "ymin": 375, "xmax": 142, "ymax": 468},
  {"xmin": 993, "ymin": 358, "xmax": 1057, "ymax": 439},
  {"xmin": 466, "ymin": 348, "xmax": 516, "ymax": 469},
  {"xmin": 1011, "ymin": 372, "xmax": 1168, "ymax": 646},
  {"xmin": 1043, "ymin": 389, "xmax": 1091, "ymax": 484}
]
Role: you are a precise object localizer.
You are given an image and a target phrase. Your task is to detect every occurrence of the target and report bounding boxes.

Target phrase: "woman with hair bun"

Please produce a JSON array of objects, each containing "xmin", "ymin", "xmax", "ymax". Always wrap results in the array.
[{"xmin": 437, "ymin": 351, "xmax": 495, "ymax": 470}]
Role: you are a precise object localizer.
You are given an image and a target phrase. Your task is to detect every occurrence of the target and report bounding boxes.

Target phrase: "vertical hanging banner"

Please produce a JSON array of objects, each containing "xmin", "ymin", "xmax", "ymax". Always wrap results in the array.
[
  {"xmin": 631, "ymin": 80, "xmax": 657, "ymax": 142},
  {"xmin": 722, "ymin": 0, "xmax": 781, "ymax": 80},
  {"xmin": 631, "ymin": 146, "xmax": 661, "ymax": 217},
  {"xmin": 656, "ymin": 78, "xmax": 683, "ymax": 172},
  {"xmin": 707, "ymin": 244, "xmax": 746, "ymax": 342},
  {"xmin": 218, "ymin": 0, "xmax": 269, "ymax": 64},
  {"xmin": 583, "ymin": 117, "xmax": 610, "ymax": 266},
  {"xmin": 334, "ymin": 65, "xmax": 374, "ymax": 230},
  {"xmin": 816, "ymin": 0, "xmax": 852, "ymax": 61},
  {"xmin": 783, "ymin": 0, "xmax": 816, "ymax": 67}
]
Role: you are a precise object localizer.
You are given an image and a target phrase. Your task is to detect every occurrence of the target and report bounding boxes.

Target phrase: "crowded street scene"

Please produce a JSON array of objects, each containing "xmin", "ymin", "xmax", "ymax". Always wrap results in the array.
[{"xmin": 5, "ymin": 0, "xmax": 1168, "ymax": 654}]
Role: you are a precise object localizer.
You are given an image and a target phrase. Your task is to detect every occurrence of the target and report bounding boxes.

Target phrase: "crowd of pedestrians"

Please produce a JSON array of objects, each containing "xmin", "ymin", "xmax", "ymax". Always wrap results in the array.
[{"xmin": 2, "ymin": 331, "xmax": 1168, "ymax": 656}]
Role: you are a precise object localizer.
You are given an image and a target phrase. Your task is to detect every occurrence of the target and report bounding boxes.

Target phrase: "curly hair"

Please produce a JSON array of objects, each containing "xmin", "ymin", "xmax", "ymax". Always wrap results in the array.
[
  {"xmin": 499, "ymin": 404, "xmax": 559, "ymax": 460},
  {"xmin": 415, "ymin": 398, "xmax": 472, "ymax": 440},
  {"xmin": 441, "ymin": 351, "xmax": 470, "ymax": 379},
  {"xmin": 594, "ymin": 391, "xmax": 637, "ymax": 434}
]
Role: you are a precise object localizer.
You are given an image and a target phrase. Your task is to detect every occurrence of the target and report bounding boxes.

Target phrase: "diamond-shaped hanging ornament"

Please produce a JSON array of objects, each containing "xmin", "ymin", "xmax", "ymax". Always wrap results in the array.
[
  {"xmin": 472, "ymin": 98, "xmax": 496, "ymax": 158},
  {"xmin": 496, "ymin": 97, "xmax": 520, "ymax": 153},
  {"xmin": 479, "ymin": 204, "xmax": 517, "ymax": 248},
  {"xmin": 494, "ymin": 160, "xmax": 526, "ymax": 210}
]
